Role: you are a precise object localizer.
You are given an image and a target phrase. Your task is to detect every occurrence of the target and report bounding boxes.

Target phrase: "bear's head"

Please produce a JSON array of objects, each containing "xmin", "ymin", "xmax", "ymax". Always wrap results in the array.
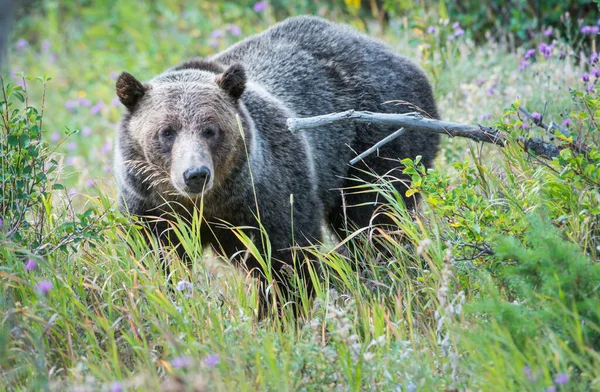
[{"xmin": 115, "ymin": 63, "xmax": 247, "ymax": 198}]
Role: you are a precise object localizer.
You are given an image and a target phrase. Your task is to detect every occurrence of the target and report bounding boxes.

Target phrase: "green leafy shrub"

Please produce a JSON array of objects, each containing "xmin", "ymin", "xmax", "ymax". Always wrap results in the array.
[
  {"xmin": 1, "ymin": 74, "xmax": 55, "ymax": 249},
  {"xmin": 481, "ymin": 215, "xmax": 600, "ymax": 347},
  {"xmin": 0, "ymin": 75, "xmax": 121, "ymax": 255}
]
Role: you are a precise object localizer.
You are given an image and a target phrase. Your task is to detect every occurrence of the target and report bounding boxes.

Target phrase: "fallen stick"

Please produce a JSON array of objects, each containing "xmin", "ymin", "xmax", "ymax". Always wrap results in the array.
[
  {"xmin": 287, "ymin": 110, "xmax": 506, "ymax": 146},
  {"xmin": 287, "ymin": 110, "xmax": 588, "ymax": 163}
]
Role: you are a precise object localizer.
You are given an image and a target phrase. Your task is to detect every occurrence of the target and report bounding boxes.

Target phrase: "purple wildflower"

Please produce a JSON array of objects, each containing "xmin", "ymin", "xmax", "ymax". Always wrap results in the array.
[
  {"xmin": 476, "ymin": 78, "xmax": 486, "ymax": 86},
  {"xmin": 598, "ymin": 19, "xmax": 600, "ymax": 26},
  {"xmin": 562, "ymin": 118, "xmax": 571, "ymax": 127},
  {"xmin": 581, "ymin": 25, "xmax": 600, "ymax": 35},
  {"xmin": 479, "ymin": 112, "xmax": 492, "ymax": 121},
  {"xmin": 177, "ymin": 280, "xmax": 192, "ymax": 292},
  {"xmin": 109, "ymin": 382, "xmax": 124, "ymax": 392},
  {"xmin": 25, "ymin": 259, "xmax": 38, "ymax": 272},
  {"xmin": 41, "ymin": 40, "xmax": 51, "ymax": 53},
  {"xmin": 591, "ymin": 52, "xmax": 599, "ymax": 64},
  {"xmin": 111, "ymin": 97, "xmax": 120, "ymax": 107},
  {"xmin": 543, "ymin": 27, "xmax": 553, "ymax": 36},
  {"xmin": 454, "ymin": 28, "xmax": 465, "ymax": 37},
  {"xmin": 90, "ymin": 102, "xmax": 104, "ymax": 115},
  {"xmin": 554, "ymin": 373, "xmax": 569, "ymax": 385},
  {"xmin": 65, "ymin": 156, "xmax": 75, "ymax": 166},
  {"xmin": 50, "ymin": 132, "xmax": 61, "ymax": 142},
  {"xmin": 81, "ymin": 127, "xmax": 92, "ymax": 137},
  {"xmin": 229, "ymin": 24, "xmax": 242, "ymax": 36},
  {"xmin": 523, "ymin": 365, "xmax": 534, "ymax": 381},
  {"xmin": 582, "ymin": 73, "xmax": 590, "ymax": 82},
  {"xmin": 65, "ymin": 100, "xmax": 78, "ymax": 111},
  {"xmin": 427, "ymin": 26, "xmax": 436, "ymax": 34},
  {"xmin": 78, "ymin": 98, "xmax": 91, "ymax": 107},
  {"xmin": 16, "ymin": 38, "xmax": 28, "ymax": 50},
  {"xmin": 447, "ymin": 35, "xmax": 454, "ymax": 42},
  {"xmin": 210, "ymin": 29, "xmax": 223, "ymax": 39},
  {"xmin": 545, "ymin": 387, "xmax": 556, "ymax": 392},
  {"xmin": 86, "ymin": 179, "xmax": 96, "ymax": 187},
  {"xmin": 172, "ymin": 355, "xmax": 193, "ymax": 369},
  {"xmin": 104, "ymin": 166, "xmax": 112, "ymax": 173},
  {"xmin": 538, "ymin": 43, "xmax": 553, "ymax": 58},
  {"xmin": 102, "ymin": 142, "xmax": 112, "ymax": 153},
  {"xmin": 68, "ymin": 188, "xmax": 77, "ymax": 197},
  {"xmin": 110, "ymin": 71, "xmax": 119, "ymax": 80},
  {"xmin": 66, "ymin": 142, "xmax": 77, "ymax": 151},
  {"xmin": 521, "ymin": 121, "xmax": 529, "ymax": 129},
  {"xmin": 519, "ymin": 60, "xmax": 531, "ymax": 71},
  {"xmin": 586, "ymin": 84, "xmax": 595, "ymax": 92},
  {"xmin": 532, "ymin": 112, "xmax": 542, "ymax": 122},
  {"xmin": 0, "ymin": 217, "xmax": 3, "ymax": 230},
  {"xmin": 486, "ymin": 87, "xmax": 497, "ymax": 96},
  {"xmin": 592, "ymin": 69, "xmax": 600, "ymax": 78},
  {"xmin": 524, "ymin": 49, "xmax": 536, "ymax": 59},
  {"xmin": 253, "ymin": 1, "xmax": 268, "ymax": 12},
  {"xmin": 36, "ymin": 280, "xmax": 53, "ymax": 295},
  {"xmin": 203, "ymin": 354, "xmax": 220, "ymax": 367},
  {"xmin": 451, "ymin": 22, "xmax": 465, "ymax": 37}
]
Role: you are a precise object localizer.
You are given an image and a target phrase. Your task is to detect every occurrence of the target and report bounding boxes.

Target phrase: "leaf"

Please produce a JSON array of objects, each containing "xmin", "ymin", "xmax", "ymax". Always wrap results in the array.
[
  {"xmin": 7, "ymin": 135, "xmax": 18, "ymax": 147},
  {"xmin": 439, "ymin": 0, "xmax": 448, "ymax": 20},
  {"xmin": 405, "ymin": 188, "xmax": 418, "ymax": 197},
  {"xmin": 19, "ymin": 135, "xmax": 31, "ymax": 148}
]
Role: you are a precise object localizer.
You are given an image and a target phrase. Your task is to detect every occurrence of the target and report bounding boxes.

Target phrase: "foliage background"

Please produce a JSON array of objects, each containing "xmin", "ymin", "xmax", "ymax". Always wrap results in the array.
[{"xmin": 1, "ymin": 1, "xmax": 600, "ymax": 391}]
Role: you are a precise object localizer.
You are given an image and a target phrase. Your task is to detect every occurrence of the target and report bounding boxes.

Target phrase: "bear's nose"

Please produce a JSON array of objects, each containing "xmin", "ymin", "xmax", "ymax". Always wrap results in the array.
[{"xmin": 183, "ymin": 166, "xmax": 211, "ymax": 192}]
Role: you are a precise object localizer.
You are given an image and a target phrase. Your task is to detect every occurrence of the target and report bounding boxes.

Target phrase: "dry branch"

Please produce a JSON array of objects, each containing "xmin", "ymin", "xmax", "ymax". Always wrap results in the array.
[
  {"xmin": 350, "ymin": 127, "xmax": 405, "ymax": 165},
  {"xmin": 287, "ymin": 110, "xmax": 586, "ymax": 164}
]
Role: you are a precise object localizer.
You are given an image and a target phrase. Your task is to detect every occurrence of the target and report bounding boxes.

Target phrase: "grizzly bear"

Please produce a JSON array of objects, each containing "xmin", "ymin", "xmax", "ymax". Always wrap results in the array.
[{"xmin": 114, "ymin": 16, "xmax": 439, "ymax": 312}]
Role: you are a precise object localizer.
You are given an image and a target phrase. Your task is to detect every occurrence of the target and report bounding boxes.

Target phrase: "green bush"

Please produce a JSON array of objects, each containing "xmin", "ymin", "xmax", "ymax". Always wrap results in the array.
[{"xmin": 0, "ymin": 75, "xmax": 121, "ymax": 256}]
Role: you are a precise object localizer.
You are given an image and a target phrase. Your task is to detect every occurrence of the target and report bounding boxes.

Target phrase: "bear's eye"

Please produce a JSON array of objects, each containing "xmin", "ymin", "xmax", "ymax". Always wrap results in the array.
[
  {"xmin": 202, "ymin": 125, "xmax": 218, "ymax": 138},
  {"xmin": 160, "ymin": 127, "xmax": 177, "ymax": 141}
]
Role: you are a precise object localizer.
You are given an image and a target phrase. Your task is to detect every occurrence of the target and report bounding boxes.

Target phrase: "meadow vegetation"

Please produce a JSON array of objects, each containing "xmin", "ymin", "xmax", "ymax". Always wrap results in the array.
[{"xmin": 1, "ymin": 1, "xmax": 600, "ymax": 390}]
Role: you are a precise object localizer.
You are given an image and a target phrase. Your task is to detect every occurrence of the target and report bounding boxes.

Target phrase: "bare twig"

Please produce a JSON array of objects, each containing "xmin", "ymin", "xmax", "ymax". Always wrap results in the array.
[
  {"xmin": 518, "ymin": 106, "xmax": 570, "ymax": 138},
  {"xmin": 350, "ymin": 127, "xmax": 406, "ymax": 165}
]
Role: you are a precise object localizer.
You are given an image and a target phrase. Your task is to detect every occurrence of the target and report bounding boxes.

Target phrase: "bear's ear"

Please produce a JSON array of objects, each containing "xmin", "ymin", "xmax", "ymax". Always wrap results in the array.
[
  {"xmin": 116, "ymin": 72, "xmax": 147, "ymax": 111},
  {"xmin": 216, "ymin": 64, "xmax": 246, "ymax": 101}
]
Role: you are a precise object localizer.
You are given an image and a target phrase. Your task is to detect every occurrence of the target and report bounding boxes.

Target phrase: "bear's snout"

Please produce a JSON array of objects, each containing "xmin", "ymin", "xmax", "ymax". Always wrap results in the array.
[{"xmin": 183, "ymin": 166, "xmax": 211, "ymax": 193}]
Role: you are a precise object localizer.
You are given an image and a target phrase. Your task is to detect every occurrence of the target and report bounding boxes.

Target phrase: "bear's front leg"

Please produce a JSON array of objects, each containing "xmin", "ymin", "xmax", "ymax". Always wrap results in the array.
[{"xmin": 247, "ymin": 211, "xmax": 321, "ymax": 317}]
